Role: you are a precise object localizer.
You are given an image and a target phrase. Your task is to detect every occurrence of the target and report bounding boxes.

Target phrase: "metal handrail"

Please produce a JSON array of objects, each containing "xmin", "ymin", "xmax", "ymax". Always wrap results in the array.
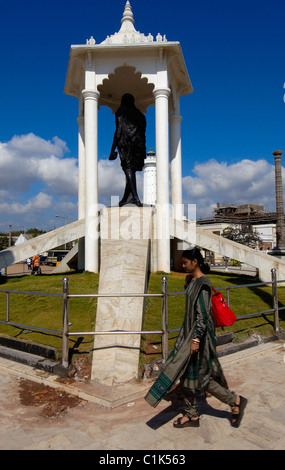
[
  {"xmin": 68, "ymin": 293, "xmax": 162, "ymax": 298},
  {"xmin": 0, "ymin": 268, "xmax": 283, "ymax": 368},
  {"xmin": 0, "ymin": 289, "xmax": 61, "ymax": 297},
  {"xmin": 51, "ymin": 268, "xmax": 285, "ymax": 365}
]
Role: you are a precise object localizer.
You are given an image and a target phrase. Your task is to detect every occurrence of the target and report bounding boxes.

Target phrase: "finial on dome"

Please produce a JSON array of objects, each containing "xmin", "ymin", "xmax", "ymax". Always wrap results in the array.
[
  {"xmin": 101, "ymin": 1, "xmax": 163, "ymax": 44},
  {"xmin": 121, "ymin": 1, "xmax": 134, "ymax": 26}
]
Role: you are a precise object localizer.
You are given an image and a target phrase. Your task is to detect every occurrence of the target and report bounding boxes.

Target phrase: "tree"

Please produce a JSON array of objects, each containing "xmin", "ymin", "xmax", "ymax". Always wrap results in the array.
[
  {"xmin": 222, "ymin": 224, "xmax": 261, "ymax": 249},
  {"xmin": 0, "ymin": 234, "xmax": 9, "ymax": 251},
  {"xmin": 26, "ymin": 228, "xmax": 46, "ymax": 237}
]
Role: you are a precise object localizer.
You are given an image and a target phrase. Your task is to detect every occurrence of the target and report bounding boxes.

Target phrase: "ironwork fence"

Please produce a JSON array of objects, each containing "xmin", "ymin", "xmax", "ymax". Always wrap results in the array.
[{"xmin": 0, "ymin": 268, "xmax": 283, "ymax": 369}]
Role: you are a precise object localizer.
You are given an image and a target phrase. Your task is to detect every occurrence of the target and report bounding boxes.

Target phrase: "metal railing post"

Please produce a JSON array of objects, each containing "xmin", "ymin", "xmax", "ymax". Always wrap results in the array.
[
  {"xmin": 226, "ymin": 288, "xmax": 230, "ymax": 307},
  {"xmin": 6, "ymin": 292, "xmax": 9, "ymax": 322},
  {"xmin": 161, "ymin": 276, "xmax": 168, "ymax": 362},
  {"xmin": 61, "ymin": 277, "xmax": 70, "ymax": 368},
  {"xmin": 271, "ymin": 268, "xmax": 280, "ymax": 334}
]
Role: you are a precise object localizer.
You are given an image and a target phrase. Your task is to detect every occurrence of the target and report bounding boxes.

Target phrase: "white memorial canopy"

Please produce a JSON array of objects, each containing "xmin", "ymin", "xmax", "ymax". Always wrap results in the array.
[{"xmin": 64, "ymin": 1, "xmax": 193, "ymax": 273}]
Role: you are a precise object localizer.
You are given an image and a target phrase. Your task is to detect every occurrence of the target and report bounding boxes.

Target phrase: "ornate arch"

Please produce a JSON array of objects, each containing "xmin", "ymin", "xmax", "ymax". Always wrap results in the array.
[{"xmin": 97, "ymin": 65, "xmax": 155, "ymax": 113}]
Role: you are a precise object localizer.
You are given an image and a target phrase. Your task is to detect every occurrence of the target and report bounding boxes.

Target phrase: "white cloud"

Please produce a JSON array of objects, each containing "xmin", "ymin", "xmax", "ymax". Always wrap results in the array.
[
  {"xmin": 8, "ymin": 133, "xmax": 68, "ymax": 158},
  {"xmin": 97, "ymin": 158, "xmax": 143, "ymax": 204},
  {"xmin": 35, "ymin": 155, "xmax": 78, "ymax": 196},
  {"xmin": 183, "ymin": 158, "xmax": 277, "ymax": 218},
  {"xmin": 0, "ymin": 133, "xmax": 76, "ymax": 194},
  {"xmin": 0, "ymin": 192, "xmax": 52, "ymax": 215},
  {"xmin": 98, "ymin": 158, "xmax": 125, "ymax": 199},
  {"xmin": 0, "ymin": 132, "xmax": 279, "ymax": 231},
  {"xmin": 0, "ymin": 132, "xmax": 146, "ymax": 230},
  {"xmin": 0, "ymin": 133, "xmax": 78, "ymax": 230}
]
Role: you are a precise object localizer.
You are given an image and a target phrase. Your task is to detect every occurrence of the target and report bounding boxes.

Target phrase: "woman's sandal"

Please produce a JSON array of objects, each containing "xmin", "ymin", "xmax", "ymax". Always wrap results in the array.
[
  {"xmin": 173, "ymin": 415, "xmax": 200, "ymax": 428},
  {"xmin": 231, "ymin": 396, "xmax": 248, "ymax": 428}
]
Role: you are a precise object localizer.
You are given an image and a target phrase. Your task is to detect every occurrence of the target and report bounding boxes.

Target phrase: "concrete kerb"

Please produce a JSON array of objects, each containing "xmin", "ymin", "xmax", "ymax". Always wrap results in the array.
[{"xmin": 0, "ymin": 336, "xmax": 283, "ymax": 409}]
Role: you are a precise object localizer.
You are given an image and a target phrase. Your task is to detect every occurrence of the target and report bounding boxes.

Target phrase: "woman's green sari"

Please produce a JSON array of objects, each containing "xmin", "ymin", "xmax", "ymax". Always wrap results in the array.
[{"xmin": 145, "ymin": 276, "xmax": 228, "ymax": 408}]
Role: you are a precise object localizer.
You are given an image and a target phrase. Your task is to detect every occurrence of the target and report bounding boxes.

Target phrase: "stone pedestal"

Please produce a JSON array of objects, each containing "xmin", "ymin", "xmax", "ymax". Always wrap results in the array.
[{"xmin": 91, "ymin": 206, "xmax": 153, "ymax": 386}]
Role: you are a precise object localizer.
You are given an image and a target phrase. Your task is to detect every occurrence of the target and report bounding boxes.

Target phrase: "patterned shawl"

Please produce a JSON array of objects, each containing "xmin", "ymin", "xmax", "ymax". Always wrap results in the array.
[{"xmin": 144, "ymin": 276, "xmax": 228, "ymax": 408}]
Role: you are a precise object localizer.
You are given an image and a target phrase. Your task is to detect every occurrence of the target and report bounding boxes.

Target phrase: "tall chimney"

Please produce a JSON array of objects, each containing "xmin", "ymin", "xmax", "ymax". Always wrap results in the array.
[{"xmin": 273, "ymin": 150, "xmax": 285, "ymax": 250}]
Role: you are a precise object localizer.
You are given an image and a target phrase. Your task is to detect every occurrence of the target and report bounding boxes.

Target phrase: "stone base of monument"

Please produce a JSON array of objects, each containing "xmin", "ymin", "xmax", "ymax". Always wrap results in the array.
[
  {"xmin": 91, "ymin": 206, "xmax": 153, "ymax": 394},
  {"xmin": 77, "ymin": 377, "xmax": 151, "ymax": 408}
]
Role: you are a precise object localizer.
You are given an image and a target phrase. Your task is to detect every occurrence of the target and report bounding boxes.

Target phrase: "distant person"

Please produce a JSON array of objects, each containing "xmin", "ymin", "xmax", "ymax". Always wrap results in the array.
[
  {"xmin": 26, "ymin": 258, "xmax": 32, "ymax": 270},
  {"xmin": 109, "ymin": 93, "xmax": 146, "ymax": 207},
  {"xmin": 145, "ymin": 247, "xmax": 247, "ymax": 428},
  {"xmin": 31, "ymin": 254, "xmax": 41, "ymax": 275}
]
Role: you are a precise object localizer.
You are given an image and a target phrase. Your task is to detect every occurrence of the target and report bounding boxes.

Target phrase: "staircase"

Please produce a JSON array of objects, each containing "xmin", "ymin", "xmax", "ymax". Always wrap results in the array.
[
  {"xmin": 0, "ymin": 219, "xmax": 85, "ymax": 270},
  {"xmin": 170, "ymin": 217, "xmax": 285, "ymax": 282}
]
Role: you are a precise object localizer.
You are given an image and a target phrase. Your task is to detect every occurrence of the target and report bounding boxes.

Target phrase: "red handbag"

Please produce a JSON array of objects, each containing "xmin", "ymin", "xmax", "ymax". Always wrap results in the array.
[{"xmin": 211, "ymin": 287, "xmax": 236, "ymax": 327}]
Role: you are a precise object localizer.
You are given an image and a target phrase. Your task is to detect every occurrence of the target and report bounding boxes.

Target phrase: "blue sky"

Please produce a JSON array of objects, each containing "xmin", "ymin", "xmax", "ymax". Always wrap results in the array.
[{"xmin": 0, "ymin": 0, "xmax": 284, "ymax": 231}]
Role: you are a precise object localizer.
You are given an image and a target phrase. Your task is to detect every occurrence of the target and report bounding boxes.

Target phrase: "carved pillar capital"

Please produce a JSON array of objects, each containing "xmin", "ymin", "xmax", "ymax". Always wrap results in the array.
[
  {"xmin": 153, "ymin": 87, "xmax": 171, "ymax": 100},
  {"xmin": 82, "ymin": 89, "xmax": 100, "ymax": 101}
]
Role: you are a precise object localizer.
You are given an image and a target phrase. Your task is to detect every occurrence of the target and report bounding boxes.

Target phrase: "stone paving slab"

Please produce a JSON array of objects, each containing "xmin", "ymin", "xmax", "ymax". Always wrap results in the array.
[{"xmin": 0, "ymin": 340, "xmax": 284, "ymax": 450}]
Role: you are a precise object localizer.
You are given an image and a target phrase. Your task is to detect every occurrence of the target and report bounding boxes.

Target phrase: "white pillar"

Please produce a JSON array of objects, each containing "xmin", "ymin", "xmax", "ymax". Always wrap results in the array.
[
  {"xmin": 82, "ymin": 88, "xmax": 100, "ymax": 273},
  {"xmin": 169, "ymin": 114, "xmax": 183, "ymax": 220},
  {"xmin": 153, "ymin": 87, "xmax": 170, "ymax": 272},
  {"xmin": 77, "ymin": 115, "xmax": 85, "ymax": 220},
  {"xmin": 77, "ymin": 114, "xmax": 85, "ymax": 270}
]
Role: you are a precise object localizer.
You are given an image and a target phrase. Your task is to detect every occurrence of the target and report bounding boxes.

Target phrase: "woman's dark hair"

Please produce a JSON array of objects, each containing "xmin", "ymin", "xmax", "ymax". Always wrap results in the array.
[{"xmin": 182, "ymin": 247, "xmax": 210, "ymax": 274}]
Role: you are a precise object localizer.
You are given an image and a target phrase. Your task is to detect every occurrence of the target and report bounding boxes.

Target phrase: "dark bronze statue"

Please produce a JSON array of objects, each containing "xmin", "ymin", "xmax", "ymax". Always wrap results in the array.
[{"xmin": 109, "ymin": 93, "xmax": 146, "ymax": 207}]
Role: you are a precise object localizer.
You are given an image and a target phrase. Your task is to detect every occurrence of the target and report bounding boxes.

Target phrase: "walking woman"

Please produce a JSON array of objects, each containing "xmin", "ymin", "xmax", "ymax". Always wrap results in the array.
[{"xmin": 145, "ymin": 247, "xmax": 247, "ymax": 428}]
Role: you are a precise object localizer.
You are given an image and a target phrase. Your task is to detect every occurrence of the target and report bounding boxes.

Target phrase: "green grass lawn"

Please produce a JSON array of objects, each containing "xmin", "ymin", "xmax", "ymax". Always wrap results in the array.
[
  {"xmin": 0, "ymin": 269, "xmax": 284, "ymax": 368},
  {"xmin": 0, "ymin": 271, "xmax": 99, "ymax": 359},
  {"xmin": 142, "ymin": 270, "xmax": 285, "ymax": 363}
]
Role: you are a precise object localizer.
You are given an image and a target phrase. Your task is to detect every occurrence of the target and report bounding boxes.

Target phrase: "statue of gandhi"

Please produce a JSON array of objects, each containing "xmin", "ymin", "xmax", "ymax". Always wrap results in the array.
[{"xmin": 109, "ymin": 93, "xmax": 146, "ymax": 207}]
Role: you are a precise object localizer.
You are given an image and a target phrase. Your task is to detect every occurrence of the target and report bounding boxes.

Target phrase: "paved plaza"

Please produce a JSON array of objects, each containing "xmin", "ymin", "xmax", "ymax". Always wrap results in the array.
[{"xmin": 0, "ymin": 340, "xmax": 284, "ymax": 451}]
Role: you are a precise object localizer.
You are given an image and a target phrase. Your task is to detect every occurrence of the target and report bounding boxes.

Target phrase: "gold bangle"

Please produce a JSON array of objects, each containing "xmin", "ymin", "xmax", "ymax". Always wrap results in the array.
[{"xmin": 192, "ymin": 338, "xmax": 200, "ymax": 344}]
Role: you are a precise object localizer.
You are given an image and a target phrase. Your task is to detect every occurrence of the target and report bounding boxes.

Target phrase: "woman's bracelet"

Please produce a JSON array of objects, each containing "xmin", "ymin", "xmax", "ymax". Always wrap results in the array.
[{"xmin": 192, "ymin": 338, "xmax": 200, "ymax": 344}]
